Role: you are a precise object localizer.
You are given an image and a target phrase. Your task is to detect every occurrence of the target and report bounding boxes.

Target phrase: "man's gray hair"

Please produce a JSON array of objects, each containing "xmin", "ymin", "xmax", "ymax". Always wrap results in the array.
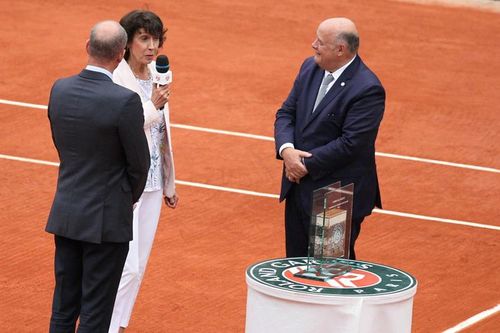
[
  {"xmin": 337, "ymin": 32, "xmax": 360, "ymax": 53},
  {"xmin": 88, "ymin": 21, "xmax": 127, "ymax": 61}
]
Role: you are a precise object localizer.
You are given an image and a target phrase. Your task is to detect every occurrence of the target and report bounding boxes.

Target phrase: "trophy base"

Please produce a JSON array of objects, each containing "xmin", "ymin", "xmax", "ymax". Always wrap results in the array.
[{"xmin": 294, "ymin": 263, "xmax": 352, "ymax": 281}]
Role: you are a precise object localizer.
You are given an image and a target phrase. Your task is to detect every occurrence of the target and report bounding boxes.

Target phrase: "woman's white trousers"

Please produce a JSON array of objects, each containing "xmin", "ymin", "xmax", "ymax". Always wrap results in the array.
[{"xmin": 108, "ymin": 190, "xmax": 163, "ymax": 332}]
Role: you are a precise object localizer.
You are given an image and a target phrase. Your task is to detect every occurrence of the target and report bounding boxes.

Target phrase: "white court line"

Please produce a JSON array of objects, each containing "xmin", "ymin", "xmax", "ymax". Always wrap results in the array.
[
  {"xmin": 1, "ymin": 153, "xmax": 499, "ymax": 232},
  {"xmin": 171, "ymin": 123, "xmax": 274, "ymax": 142},
  {"xmin": 372, "ymin": 208, "xmax": 500, "ymax": 231},
  {"xmin": 374, "ymin": 152, "xmax": 499, "ymax": 174},
  {"xmin": 1, "ymin": 98, "xmax": 499, "ymax": 174},
  {"xmin": 172, "ymin": 124, "xmax": 500, "ymax": 174},
  {"xmin": 0, "ymin": 154, "xmax": 59, "ymax": 167},
  {"xmin": 175, "ymin": 179, "xmax": 279, "ymax": 198},
  {"xmin": 0, "ymin": 98, "xmax": 47, "ymax": 110},
  {"xmin": 442, "ymin": 304, "xmax": 500, "ymax": 333}
]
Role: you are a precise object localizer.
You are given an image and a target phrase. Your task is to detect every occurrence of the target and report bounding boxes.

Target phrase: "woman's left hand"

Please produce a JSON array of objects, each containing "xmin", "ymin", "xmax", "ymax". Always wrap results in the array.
[{"xmin": 164, "ymin": 193, "xmax": 179, "ymax": 209}]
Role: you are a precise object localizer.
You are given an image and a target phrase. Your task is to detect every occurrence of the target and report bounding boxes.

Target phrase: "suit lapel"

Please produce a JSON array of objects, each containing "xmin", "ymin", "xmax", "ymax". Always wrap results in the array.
[{"xmin": 302, "ymin": 56, "xmax": 361, "ymax": 131}]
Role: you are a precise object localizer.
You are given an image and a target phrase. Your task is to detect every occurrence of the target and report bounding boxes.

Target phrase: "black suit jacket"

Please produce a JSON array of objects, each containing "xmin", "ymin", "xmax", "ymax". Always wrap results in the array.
[
  {"xmin": 46, "ymin": 69, "xmax": 150, "ymax": 243},
  {"xmin": 274, "ymin": 56, "xmax": 385, "ymax": 220}
]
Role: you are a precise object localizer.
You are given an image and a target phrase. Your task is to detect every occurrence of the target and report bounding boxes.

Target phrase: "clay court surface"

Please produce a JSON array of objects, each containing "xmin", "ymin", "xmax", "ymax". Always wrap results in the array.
[{"xmin": 0, "ymin": 0, "xmax": 499, "ymax": 332}]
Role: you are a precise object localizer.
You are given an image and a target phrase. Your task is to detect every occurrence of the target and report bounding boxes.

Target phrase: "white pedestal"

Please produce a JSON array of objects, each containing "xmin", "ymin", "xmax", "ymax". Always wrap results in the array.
[{"xmin": 245, "ymin": 258, "xmax": 417, "ymax": 333}]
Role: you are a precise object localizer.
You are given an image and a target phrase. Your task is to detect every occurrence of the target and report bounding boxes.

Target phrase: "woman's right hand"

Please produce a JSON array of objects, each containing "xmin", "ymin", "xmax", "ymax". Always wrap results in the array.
[{"xmin": 151, "ymin": 84, "xmax": 171, "ymax": 110}]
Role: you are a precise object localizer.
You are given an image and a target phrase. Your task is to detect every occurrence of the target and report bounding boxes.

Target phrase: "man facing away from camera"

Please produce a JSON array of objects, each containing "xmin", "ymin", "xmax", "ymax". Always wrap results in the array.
[{"xmin": 46, "ymin": 20, "xmax": 150, "ymax": 333}]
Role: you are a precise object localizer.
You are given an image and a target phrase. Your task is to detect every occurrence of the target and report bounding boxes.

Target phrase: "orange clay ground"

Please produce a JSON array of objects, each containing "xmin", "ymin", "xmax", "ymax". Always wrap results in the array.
[{"xmin": 0, "ymin": 0, "xmax": 499, "ymax": 332}]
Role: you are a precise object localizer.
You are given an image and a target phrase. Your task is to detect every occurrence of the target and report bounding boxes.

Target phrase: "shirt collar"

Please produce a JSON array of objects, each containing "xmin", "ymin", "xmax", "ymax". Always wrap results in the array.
[
  {"xmin": 85, "ymin": 65, "xmax": 113, "ymax": 80},
  {"xmin": 324, "ymin": 54, "xmax": 357, "ymax": 80}
]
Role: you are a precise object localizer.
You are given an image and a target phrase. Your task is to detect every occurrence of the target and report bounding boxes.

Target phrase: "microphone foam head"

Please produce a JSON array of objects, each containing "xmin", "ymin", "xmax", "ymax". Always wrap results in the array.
[{"xmin": 156, "ymin": 55, "xmax": 169, "ymax": 73}]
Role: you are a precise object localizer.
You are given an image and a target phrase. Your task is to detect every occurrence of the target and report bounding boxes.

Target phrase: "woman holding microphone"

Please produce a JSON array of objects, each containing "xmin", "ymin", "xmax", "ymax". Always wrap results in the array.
[{"xmin": 109, "ymin": 9, "xmax": 178, "ymax": 333}]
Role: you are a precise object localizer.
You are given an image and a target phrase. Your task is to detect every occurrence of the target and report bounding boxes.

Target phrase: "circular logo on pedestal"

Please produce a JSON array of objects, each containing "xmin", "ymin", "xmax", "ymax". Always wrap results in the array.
[{"xmin": 247, "ymin": 257, "xmax": 417, "ymax": 296}]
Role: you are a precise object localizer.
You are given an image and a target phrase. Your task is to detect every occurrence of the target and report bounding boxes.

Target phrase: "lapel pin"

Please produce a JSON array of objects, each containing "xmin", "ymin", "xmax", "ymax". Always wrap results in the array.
[{"xmin": 340, "ymin": 82, "xmax": 346, "ymax": 87}]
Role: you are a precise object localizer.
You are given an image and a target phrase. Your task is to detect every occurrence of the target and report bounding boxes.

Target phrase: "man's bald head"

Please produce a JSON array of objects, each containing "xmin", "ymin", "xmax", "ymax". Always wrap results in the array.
[
  {"xmin": 312, "ymin": 17, "xmax": 359, "ymax": 71},
  {"xmin": 88, "ymin": 20, "xmax": 127, "ymax": 62},
  {"xmin": 319, "ymin": 18, "xmax": 359, "ymax": 54}
]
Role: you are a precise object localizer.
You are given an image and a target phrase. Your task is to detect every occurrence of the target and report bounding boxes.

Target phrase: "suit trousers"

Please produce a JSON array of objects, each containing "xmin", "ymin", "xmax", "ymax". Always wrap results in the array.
[
  {"xmin": 108, "ymin": 190, "xmax": 163, "ymax": 332},
  {"xmin": 284, "ymin": 184, "xmax": 364, "ymax": 260},
  {"xmin": 49, "ymin": 236, "xmax": 129, "ymax": 333}
]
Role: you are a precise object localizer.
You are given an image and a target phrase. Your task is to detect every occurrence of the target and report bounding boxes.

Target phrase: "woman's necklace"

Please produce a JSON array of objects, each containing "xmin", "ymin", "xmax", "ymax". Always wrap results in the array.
[{"xmin": 130, "ymin": 64, "xmax": 151, "ymax": 80}]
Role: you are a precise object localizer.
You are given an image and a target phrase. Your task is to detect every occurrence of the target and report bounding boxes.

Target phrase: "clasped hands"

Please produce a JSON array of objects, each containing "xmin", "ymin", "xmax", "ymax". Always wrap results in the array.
[{"xmin": 282, "ymin": 148, "xmax": 312, "ymax": 184}]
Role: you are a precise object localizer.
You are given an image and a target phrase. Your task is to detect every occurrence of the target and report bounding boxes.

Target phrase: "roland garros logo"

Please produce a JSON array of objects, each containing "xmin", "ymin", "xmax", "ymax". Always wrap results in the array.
[
  {"xmin": 248, "ymin": 258, "xmax": 416, "ymax": 296},
  {"xmin": 283, "ymin": 267, "xmax": 381, "ymax": 289}
]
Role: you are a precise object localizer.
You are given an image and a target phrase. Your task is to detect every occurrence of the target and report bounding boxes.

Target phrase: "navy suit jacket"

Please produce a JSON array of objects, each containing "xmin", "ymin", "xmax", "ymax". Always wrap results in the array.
[
  {"xmin": 274, "ymin": 56, "xmax": 385, "ymax": 220},
  {"xmin": 46, "ymin": 69, "xmax": 150, "ymax": 243}
]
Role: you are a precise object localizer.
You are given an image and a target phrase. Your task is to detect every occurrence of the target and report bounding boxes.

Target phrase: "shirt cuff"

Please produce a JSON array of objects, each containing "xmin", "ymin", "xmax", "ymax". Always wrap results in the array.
[{"xmin": 278, "ymin": 143, "xmax": 295, "ymax": 157}]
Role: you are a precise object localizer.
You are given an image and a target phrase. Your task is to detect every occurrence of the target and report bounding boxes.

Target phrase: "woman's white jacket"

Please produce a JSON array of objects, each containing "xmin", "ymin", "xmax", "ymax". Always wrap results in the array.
[{"xmin": 113, "ymin": 59, "xmax": 176, "ymax": 198}]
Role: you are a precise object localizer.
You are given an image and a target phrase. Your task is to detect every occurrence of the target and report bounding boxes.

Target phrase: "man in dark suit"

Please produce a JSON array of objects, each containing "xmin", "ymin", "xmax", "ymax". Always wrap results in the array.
[
  {"xmin": 46, "ymin": 20, "xmax": 150, "ymax": 333},
  {"xmin": 274, "ymin": 18, "xmax": 385, "ymax": 260}
]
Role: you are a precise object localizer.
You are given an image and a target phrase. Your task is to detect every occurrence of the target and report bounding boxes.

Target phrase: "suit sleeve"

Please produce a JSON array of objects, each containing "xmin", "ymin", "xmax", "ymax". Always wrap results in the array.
[
  {"xmin": 47, "ymin": 83, "xmax": 57, "ymax": 150},
  {"xmin": 305, "ymin": 84, "xmax": 385, "ymax": 180},
  {"xmin": 274, "ymin": 63, "xmax": 307, "ymax": 160},
  {"xmin": 118, "ymin": 93, "xmax": 151, "ymax": 203}
]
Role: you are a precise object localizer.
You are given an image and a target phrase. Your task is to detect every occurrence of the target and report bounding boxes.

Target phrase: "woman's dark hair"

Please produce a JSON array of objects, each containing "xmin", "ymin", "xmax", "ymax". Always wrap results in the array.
[{"xmin": 119, "ymin": 10, "xmax": 167, "ymax": 60}]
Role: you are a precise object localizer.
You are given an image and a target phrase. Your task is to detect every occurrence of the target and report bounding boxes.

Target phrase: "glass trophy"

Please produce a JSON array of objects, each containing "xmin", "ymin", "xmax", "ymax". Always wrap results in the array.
[{"xmin": 294, "ymin": 182, "xmax": 354, "ymax": 281}]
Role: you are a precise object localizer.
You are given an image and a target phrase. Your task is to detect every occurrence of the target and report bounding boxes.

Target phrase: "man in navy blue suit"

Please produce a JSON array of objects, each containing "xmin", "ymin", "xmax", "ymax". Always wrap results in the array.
[{"xmin": 274, "ymin": 18, "xmax": 385, "ymax": 260}]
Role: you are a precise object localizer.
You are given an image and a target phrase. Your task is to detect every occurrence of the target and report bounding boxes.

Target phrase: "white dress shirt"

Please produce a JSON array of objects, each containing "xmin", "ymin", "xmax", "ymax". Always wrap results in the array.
[{"xmin": 85, "ymin": 65, "xmax": 113, "ymax": 80}]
